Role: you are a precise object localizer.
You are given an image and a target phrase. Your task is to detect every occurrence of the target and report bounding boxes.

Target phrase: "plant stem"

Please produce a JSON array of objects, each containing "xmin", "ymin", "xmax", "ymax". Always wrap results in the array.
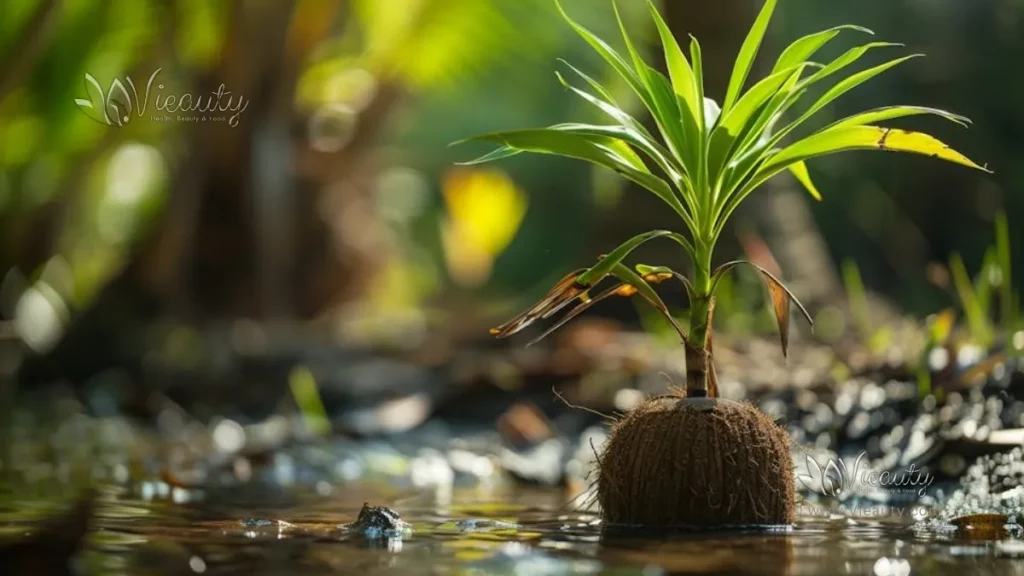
[{"xmin": 686, "ymin": 240, "xmax": 715, "ymax": 397}]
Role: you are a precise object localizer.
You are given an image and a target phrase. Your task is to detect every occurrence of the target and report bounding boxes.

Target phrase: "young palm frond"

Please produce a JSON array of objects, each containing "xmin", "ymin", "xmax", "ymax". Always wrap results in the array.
[{"xmin": 455, "ymin": 0, "xmax": 989, "ymax": 397}]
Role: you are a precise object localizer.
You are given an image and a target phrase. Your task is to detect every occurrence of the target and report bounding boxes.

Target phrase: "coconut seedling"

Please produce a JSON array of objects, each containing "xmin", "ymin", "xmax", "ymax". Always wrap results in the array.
[{"xmin": 456, "ymin": 0, "xmax": 988, "ymax": 527}]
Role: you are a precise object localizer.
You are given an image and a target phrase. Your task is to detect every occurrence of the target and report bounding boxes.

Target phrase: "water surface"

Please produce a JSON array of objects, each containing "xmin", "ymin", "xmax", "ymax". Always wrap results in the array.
[{"xmin": 3, "ymin": 484, "xmax": 1022, "ymax": 576}]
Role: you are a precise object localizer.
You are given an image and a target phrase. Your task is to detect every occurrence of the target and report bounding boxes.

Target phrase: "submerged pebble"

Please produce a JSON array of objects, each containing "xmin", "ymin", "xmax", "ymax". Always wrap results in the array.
[{"xmin": 344, "ymin": 503, "xmax": 412, "ymax": 538}]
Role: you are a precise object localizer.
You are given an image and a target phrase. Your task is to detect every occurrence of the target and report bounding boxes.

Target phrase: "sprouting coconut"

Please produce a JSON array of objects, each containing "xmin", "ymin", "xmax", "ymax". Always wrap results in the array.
[{"xmin": 456, "ymin": 0, "xmax": 988, "ymax": 528}]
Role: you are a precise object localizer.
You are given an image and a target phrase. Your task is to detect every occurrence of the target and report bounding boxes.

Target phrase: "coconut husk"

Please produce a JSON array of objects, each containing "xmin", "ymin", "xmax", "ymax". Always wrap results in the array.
[{"xmin": 597, "ymin": 392, "xmax": 794, "ymax": 528}]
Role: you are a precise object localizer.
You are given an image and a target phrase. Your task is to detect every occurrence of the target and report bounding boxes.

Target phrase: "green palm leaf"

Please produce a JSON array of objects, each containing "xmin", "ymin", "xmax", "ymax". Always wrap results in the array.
[
  {"xmin": 457, "ymin": 128, "xmax": 691, "ymax": 224},
  {"xmin": 458, "ymin": 0, "xmax": 989, "ymax": 395},
  {"xmin": 764, "ymin": 125, "xmax": 988, "ymax": 175},
  {"xmin": 647, "ymin": 0, "xmax": 699, "ymax": 123},
  {"xmin": 578, "ymin": 229, "xmax": 693, "ymax": 286},
  {"xmin": 771, "ymin": 25, "xmax": 872, "ymax": 73},
  {"xmin": 723, "ymin": 0, "xmax": 778, "ymax": 113},
  {"xmin": 787, "ymin": 161, "xmax": 821, "ymax": 200}
]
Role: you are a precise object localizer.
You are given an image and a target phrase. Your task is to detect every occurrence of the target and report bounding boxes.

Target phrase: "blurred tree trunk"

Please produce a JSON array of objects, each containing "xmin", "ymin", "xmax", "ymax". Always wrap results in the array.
[
  {"xmin": 164, "ymin": 0, "xmax": 375, "ymax": 319},
  {"xmin": 19, "ymin": 0, "xmax": 399, "ymax": 387},
  {"xmin": 93, "ymin": 0, "xmax": 391, "ymax": 321}
]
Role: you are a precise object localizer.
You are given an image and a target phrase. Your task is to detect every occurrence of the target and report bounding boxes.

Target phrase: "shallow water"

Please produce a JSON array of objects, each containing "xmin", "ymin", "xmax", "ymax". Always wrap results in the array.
[{"xmin": 3, "ymin": 483, "xmax": 1023, "ymax": 576}]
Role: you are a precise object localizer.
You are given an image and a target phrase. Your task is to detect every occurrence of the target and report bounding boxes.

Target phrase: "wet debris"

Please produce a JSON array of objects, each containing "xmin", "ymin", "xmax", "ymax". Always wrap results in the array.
[
  {"xmin": 951, "ymin": 513, "xmax": 1011, "ymax": 539},
  {"xmin": 343, "ymin": 503, "xmax": 412, "ymax": 539},
  {"xmin": 916, "ymin": 448, "xmax": 1024, "ymax": 537},
  {"xmin": 498, "ymin": 402, "xmax": 555, "ymax": 450}
]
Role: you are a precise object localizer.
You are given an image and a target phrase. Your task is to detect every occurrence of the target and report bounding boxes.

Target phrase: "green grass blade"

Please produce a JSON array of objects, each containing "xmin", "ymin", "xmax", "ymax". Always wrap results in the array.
[
  {"xmin": 643, "ymin": 65, "xmax": 699, "ymax": 178},
  {"xmin": 456, "ymin": 146, "xmax": 523, "ymax": 165},
  {"xmin": 556, "ymin": 66, "xmax": 688, "ymax": 184},
  {"xmin": 546, "ymin": 122, "xmax": 684, "ymax": 188},
  {"xmin": 690, "ymin": 36, "xmax": 706, "ymax": 135},
  {"xmin": 717, "ymin": 69, "xmax": 808, "ymax": 199},
  {"xmin": 547, "ymin": 124, "xmax": 645, "ymax": 169},
  {"xmin": 578, "ymin": 230, "xmax": 676, "ymax": 285},
  {"xmin": 826, "ymin": 105, "xmax": 971, "ymax": 131},
  {"xmin": 723, "ymin": 0, "xmax": 778, "ymax": 113},
  {"xmin": 788, "ymin": 160, "xmax": 822, "ymax": 200},
  {"xmin": 996, "ymin": 211, "xmax": 1013, "ymax": 328},
  {"xmin": 458, "ymin": 128, "xmax": 693, "ymax": 222},
  {"xmin": 951, "ymin": 252, "xmax": 992, "ymax": 345},
  {"xmin": 689, "ymin": 35, "xmax": 710, "ymax": 224},
  {"xmin": 610, "ymin": 3, "xmax": 696, "ymax": 178},
  {"xmin": 841, "ymin": 260, "xmax": 873, "ymax": 342},
  {"xmin": 715, "ymin": 125, "xmax": 988, "ymax": 235},
  {"xmin": 558, "ymin": 58, "xmax": 620, "ymax": 107},
  {"xmin": 554, "ymin": 70, "xmax": 640, "ymax": 130},
  {"xmin": 647, "ymin": 0, "xmax": 699, "ymax": 122},
  {"xmin": 827, "ymin": 106, "xmax": 970, "ymax": 130},
  {"xmin": 718, "ymin": 65, "xmax": 809, "ymax": 139},
  {"xmin": 289, "ymin": 366, "xmax": 331, "ymax": 436},
  {"xmin": 772, "ymin": 25, "xmax": 872, "ymax": 74},
  {"xmin": 716, "ymin": 49, "xmax": 915, "ymax": 216},
  {"xmin": 780, "ymin": 54, "xmax": 922, "ymax": 142},
  {"xmin": 554, "ymin": 0, "xmax": 654, "ymax": 116},
  {"xmin": 763, "ymin": 125, "xmax": 989, "ymax": 174},
  {"xmin": 708, "ymin": 64, "xmax": 808, "ymax": 188},
  {"xmin": 609, "ymin": 263, "xmax": 688, "ymax": 339},
  {"xmin": 635, "ymin": 264, "xmax": 695, "ymax": 299},
  {"xmin": 613, "ymin": 1, "xmax": 647, "ymax": 84},
  {"xmin": 800, "ymin": 42, "xmax": 904, "ymax": 89},
  {"xmin": 976, "ymin": 247, "xmax": 996, "ymax": 320}
]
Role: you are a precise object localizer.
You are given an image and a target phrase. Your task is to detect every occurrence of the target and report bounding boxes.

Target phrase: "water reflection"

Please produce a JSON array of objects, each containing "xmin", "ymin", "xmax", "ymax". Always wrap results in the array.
[{"xmin": 5, "ymin": 484, "xmax": 1024, "ymax": 575}]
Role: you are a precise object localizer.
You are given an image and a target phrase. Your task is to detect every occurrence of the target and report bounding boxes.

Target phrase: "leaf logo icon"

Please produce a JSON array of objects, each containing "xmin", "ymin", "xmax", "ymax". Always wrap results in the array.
[
  {"xmin": 105, "ymin": 77, "xmax": 133, "ymax": 126},
  {"xmin": 821, "ymin": 458, "xmax": 844, "ymax": 496},
  {"xmin": 797, "ymin": 453, "xmax": 824, "ymax": 494},
  {"xmin": 74, "ymin": 73, "xmax": 136, "ymax": 126},
  {"xmin": 74, "ymin": 73, "xmax": 109, "ymax": 125},
  {"xmin": 797, "ymin": 453, "xmax": 859, "ymax": 497}
]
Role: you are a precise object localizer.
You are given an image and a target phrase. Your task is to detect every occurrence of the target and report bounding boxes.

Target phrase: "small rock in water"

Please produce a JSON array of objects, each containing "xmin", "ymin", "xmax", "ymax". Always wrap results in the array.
[
  {"xmin": 951, "ymin": 513, "xmax": 1009, "ymax": 539},
  {"xmin": 345, "ymin": 503, "xmax": 412, "ymax": 538},
  {"xmin": 455, "ymin": 519, "xmax": 520, "ymax": 532}
]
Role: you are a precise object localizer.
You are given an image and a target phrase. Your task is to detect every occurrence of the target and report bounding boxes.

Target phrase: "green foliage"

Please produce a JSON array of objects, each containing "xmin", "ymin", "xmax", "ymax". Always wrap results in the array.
[
  {"xmin": 841, "ymin": 259, "xmax": 893, "ymax": 354},
  {"xmin": 289, "ymin": 366, "xmax": 331, "ymax": 437},
  {"xmin": 949, "ymin": 252, "xmax": 992, "ymax": 346},
  {"xmin": 352, "ymin": 0, "xmax": 551, "ymax": 91},
  {"xmin": 995, "ymin": 212, "xmax": 1015, "ymax": 329},
  {"xmin": 947, "ymin": 211, "xmax": 1019, "ymax": 346},
  {"xmin": 458, "ymin": 0, "xmax": 987, "ymax": 376}
]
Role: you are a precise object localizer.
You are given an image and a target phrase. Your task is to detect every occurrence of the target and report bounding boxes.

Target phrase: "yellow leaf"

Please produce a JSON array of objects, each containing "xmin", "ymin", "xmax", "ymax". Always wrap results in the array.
[
  {"xmin": 788, "ymin": 160, "xmax": 822, "ymax": 200},
  {"xmin": 441, "ymin": 167, "xmax": 527, "ymax": 287},
  {"xmin": 877, "ymin": 128, "xmax": 989, "ymax": 171}
]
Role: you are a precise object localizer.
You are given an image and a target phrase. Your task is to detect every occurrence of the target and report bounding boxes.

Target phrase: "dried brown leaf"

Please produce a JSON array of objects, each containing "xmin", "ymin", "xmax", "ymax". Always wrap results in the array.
[
  {"xmin": 490, "ymin": 269, "xmax": 587, "ymax": 338},
  {"xmin": 711, "ymin": 260, "xmax": 813, "ymax": 357}
]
